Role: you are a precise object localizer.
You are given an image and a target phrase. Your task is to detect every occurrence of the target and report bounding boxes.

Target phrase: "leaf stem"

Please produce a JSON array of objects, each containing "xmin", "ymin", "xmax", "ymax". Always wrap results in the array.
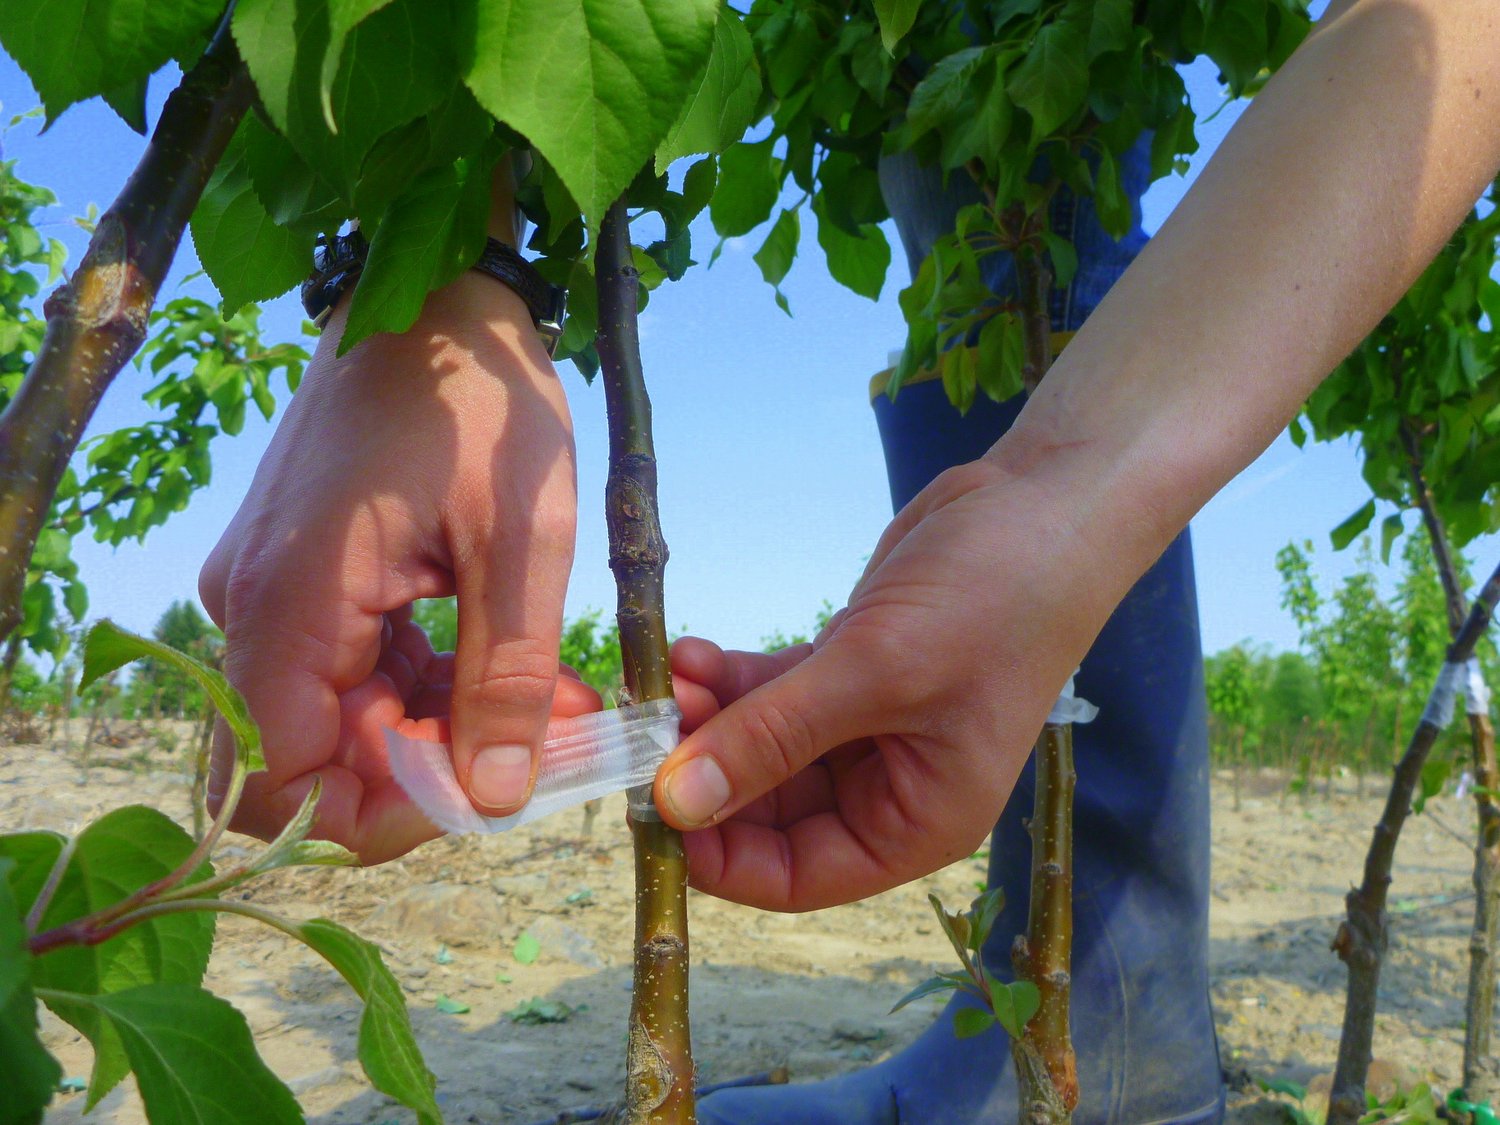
[
  {"xmin": 23, "ymin": 834, "xmax": 78, "ymax": 935},
  {"xmin": 595, "ymin": 194, "xmax": 694, "ymax": 1124},
  {"xmin": 0, "ymin": 20, "xmax": 251, "ymax": 640}
]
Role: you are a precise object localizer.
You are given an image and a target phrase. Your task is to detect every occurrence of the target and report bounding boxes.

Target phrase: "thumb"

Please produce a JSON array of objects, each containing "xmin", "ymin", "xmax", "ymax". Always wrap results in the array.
[
  {"xmin": 449, "ymin": 520, "xmax": 574, "ymax": 816},
  {"xmin": 655, "ymin": 643, "xmax": 872, "ymax": 829}
]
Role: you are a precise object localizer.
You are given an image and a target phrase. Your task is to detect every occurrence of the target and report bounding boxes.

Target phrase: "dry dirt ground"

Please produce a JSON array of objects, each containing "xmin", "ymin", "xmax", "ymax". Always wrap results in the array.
[{"xmin": 1, "ymin": 723, "xmax": 1479, "ymax": 1124}]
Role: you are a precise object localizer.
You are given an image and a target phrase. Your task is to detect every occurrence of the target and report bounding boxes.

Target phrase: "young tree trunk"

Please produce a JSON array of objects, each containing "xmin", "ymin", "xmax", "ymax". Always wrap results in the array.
[
  {"xmin": 595, "ymin": 196, "xmax": 694, "ymax": 1124},
  {"xmin": 0, "ymin": 21, "xmax": 250, "ymax": 640},
  {"xmin": 1008, "ymin": 243, "xmax": 1075, "ymax": 1125},
  {"xmin": 1011, "ymin": 722, "xmax": 1078, "ymax": 1124},
  {"xmin": 1327, "ymin": 560, "xmax": 1500, "ymax": 1125},
  {"xmin": 0, "ymin": 634, "xmax": 22, "ymax": 713},
  {"xmin": 1404, "ymin": 441, "xmax": 1500, "ymax": 1104}
]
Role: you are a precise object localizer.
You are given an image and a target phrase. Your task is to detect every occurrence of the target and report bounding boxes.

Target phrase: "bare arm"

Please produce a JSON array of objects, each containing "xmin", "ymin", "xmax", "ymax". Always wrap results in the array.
[{"xmin": 1001, "ymin": 0, "xmax": 1500, "ymax": 582}]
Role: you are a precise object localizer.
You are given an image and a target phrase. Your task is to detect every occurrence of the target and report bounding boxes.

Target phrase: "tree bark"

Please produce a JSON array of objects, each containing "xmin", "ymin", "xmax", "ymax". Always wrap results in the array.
[
  {"xmin": 595, "ymin": 196, "xmax": 694, "ymax": 1124},
  {"xmin": 0, "ymin": 23, "xmax": 251, "ymax": 639},
  {"xmin": 1404, "ymin": 442, "xmax": 1500, "ymax": 1105},
  {"xmin": 1327, "ymin": 559, "xmax": 1500, "ymax": 1125}
]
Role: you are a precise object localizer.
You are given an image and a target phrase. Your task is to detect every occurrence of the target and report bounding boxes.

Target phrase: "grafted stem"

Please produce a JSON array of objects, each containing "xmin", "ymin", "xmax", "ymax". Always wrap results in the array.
[
  {"xmin": 1328, "ymin": 560, "xmax": 1500, "ymax": 1125},
  {"xmin": 0, "ymin": 23, "xmax": 251, "ymax": 638},
  {"xmin": 1011, "ymin": 722, "xmax": 1078, "ymax": 1123},
  {"xmin": 595, "ymin": 195, "xmax": 694, "ymax": 1124},
  {"xmin": 1402, "ymin": 441, "xmax": 1500, "ymax": 1107}
]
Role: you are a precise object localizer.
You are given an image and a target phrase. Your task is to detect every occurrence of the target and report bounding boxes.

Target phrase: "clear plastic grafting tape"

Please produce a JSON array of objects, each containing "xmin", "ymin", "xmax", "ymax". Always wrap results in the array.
[
  {"xmin": 1465, "ymin": 657, "xmax": 1492, "ymax": 717},
  {"xmin": 386, "ymin": 699, "xmax": 682, "ymax": 835},
  {"xmin": 1046, "ymin": 670, "xmax": 1098, "ymax": 726},
  {"xmin": 1421, "ymin": 660, "xmax": 1468, "ymax": 730}
]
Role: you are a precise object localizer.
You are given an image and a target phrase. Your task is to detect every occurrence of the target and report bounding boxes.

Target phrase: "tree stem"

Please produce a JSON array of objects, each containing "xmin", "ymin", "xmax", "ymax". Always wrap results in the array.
[
  {"xmin": 595, "ymin": 196, "xmax": 694, "ymax": 1124},
  {"xmin": 1327, "ymin": 559, "xmax": 1500, "ymax": 1125},
  {"xmin": 1403, "ymin": 437, "xmax": 1500, "ymax": 1105},
  {"xmin": 1011, "ymin": 722, "xmax": 1078, "ymax": 1123},
  {"xmin": 0, "ymin": 23, "xmax": 251, "ymax": 640}
]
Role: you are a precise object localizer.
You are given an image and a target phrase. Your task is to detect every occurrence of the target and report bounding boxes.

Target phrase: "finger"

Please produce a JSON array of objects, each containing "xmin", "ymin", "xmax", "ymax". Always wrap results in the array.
[
  {"xmin": 655, "ymin": 643, "xmax": 874, "ymax": 831},
  {"xmin": 669, "ymin": 637, "xmax": 813, "ymax": 708},
  {"xmin": 448, "ymin": 458, "xmax": 577, "ymax": 816}
]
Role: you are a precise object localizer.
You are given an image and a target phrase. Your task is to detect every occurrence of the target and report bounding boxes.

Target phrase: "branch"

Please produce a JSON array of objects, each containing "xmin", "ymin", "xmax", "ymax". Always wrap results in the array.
[
  {"xmin": 595, "ymin": 195, "xmax": 694, "ymax": 1124},
  {"xmin": 1327, "ymin": 558, "xmax": 1500, "ymax": 1125},
  {"xmin": 1400, "ymin": 421, "xmax": 1467, "ymax": 636},
  {"xmin": 0, "ymin": 22, "xmax": 252, "ymax": 639}
]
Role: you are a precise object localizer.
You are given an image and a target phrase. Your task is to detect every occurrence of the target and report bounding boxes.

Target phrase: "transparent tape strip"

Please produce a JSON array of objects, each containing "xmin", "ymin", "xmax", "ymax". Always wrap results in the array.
[
  {"xmin": 1046, "ymin": 670, "xmax": 1098, "ymax": 726},
  {"xmin": 1421, "ymin": 660, "xmax": 1467, "ymax": 730},
  {"xmin": 1466, "ymin": 657, "xmax": 1492, "ymax": 717},
  {"xmin": 386, "ymin": 699, "xmax": 683, "ymax": 836}
]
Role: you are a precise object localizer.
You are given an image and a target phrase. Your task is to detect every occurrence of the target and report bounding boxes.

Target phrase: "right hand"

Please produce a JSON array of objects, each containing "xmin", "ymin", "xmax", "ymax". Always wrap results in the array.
[{"xmin": 199, "ymin": 272, "xmax": 595, "ymax": 863}]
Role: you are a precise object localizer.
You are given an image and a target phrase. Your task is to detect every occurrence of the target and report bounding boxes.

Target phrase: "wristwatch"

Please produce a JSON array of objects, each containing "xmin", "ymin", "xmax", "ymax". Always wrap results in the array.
[{"xmin": 301, "ymin": 231, "xmax": 567, "ymax": 356}]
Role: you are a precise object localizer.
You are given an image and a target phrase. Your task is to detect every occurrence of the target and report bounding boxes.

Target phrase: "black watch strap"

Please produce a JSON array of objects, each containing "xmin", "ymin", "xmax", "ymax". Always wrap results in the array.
[{"xmin": 301, "ymin": 233, "xmax": 567, "ymax": 357}]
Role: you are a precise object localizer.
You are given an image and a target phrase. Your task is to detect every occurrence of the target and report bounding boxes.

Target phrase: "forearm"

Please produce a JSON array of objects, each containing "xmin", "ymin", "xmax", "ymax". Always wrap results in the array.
[{"xmin": 993, "ymin": 0, "xmax": 1500, "ymax": 582}]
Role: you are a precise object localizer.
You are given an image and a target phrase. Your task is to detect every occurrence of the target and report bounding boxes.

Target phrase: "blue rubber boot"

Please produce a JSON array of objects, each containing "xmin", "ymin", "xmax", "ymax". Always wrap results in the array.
[{"xmin": 698, "ymin": 138, "xmax": 1223, "ymax": 1125}]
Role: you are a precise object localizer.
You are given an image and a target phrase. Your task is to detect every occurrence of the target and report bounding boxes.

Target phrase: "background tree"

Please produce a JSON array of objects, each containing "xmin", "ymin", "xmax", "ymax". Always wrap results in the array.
[{"xmin": 124, "ymin": 600, "xmax": 223, "ymax": 719}]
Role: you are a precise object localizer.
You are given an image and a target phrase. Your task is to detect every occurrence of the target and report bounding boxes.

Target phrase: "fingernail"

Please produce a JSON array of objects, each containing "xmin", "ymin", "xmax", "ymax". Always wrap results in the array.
[
  {"xmin": 663, "ymin": 756, "xmax": 731, "ymax": 826},
  {"xmin": 469, "ymin": 744, "xmax": 533, "ymax": 810}
]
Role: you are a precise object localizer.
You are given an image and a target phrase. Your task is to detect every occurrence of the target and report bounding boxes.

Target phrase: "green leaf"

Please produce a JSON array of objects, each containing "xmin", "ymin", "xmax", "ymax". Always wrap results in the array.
[
  {"xmin": 1329, "ymin": 500, "xmax": 1376, "ymax": 552},
  {"xmin": 1204, "ymin": 0, "xmax": 1270, "ymax": 94},
  {"xmin": 341, "ymin": 150, "xmax": 498, "ymax": 354},
  {"xmin": 709, "ymin": 138, "xmax": 781, "ymax": 238},
  {"xmin": 873, "ymin": 0, "xmax": 921, "ymax": 54},
  {"xmin": 102, "ymin": 75, "xmax": 150, "ymax": 135},
  {"xmin": 1088, "ymin": 0, "xmax": 1133, "ymax": 59},
  {"xmin": 988, "ymin": 979, "xmax": 1041, "ymax": 1039},
  {"xmin": 295, "ymin": 919, "xmax": 440, "ymax": 1125},
  {"xmin": 1415, "ymin": 758, "xmax": 1451, "ymax": 815},
  {"xmin": 82, "ymin": 621, "xmax": 263, "ymax": 772},
  {"xmin": 506, "ymin": 997, "xmax": 574, "ymax": 1024},
  {"xmin": 1257, "ymin": 1076, "xmax": 1308, "ymax": 1101},
  {"xmin": 952, "ymin": 1007, "xmax": 996, "ymax": 1039},
  {"xmin": 753, "ymin": 208, "xmax": 801, "ymax": 300},
  {"xmin": 464, "ymin": 0, "xmax": 718, "ymax": 228},
  {"xmin": 242, "ymin": 114, "xmax": 345, "ymax": 230},
  {"xmin": 513, "ymin": 931, "xmax": 540, "ymax": 965},
  {"xmin": 1007, "ymin": 20, "xmax": 1088, "ymax": 140},
  {"xmin": 0, "ymin": 859, "xmax": 61, "ymax": 1125},
  {"xmin": 976, "ymin": 312, "xmax": 1025, "ymax": 402},
  {"xmin": 812, "ymin": 194, "xmax": 889, "ymax": 301},
  {"xmin": 889, "ymin": 974, "xmax": 960, "ymax": 1014},
  {"xmin": 51, "ymin": 984, "xmax": 301, "ymax": 1125},
  {"xmin": 905, "ymin": 48, "xmax": 986, "ymax": 141},
  {"xmin": 656, "ymin": 9, "xmax": 762, "ymax": 172},
  {"xmin": 1040, "ymin": 233, "xmax": 1077, "ymax": 289},
  {"xmin": 191, "ymin": 125, "xmax": 310, "ymax": 317},
  {"xmin": 1094, "ymin": 148, "xmax": 1132, "ymax": 241},
  {"xmin": 0, "ymin": 0, "xmax": 222, "ymax": 122},
  {"xmin": 234, "ymin": 0, "xmax": 458, "ymax": 197},
  {"xmin": 434, "ymin": 994, "xmax": 469, "ymax": 1015},
  {"xmin": 320, "ymin": 0, "xmax": 398, "ymax": 128},
  {"xmin": 1379, "ymin": 513, "xmax": 1404, "ymax": 565},
  {"xmin": 7, "ymin": 808, "xmax": 215, "ymax": 1108}
]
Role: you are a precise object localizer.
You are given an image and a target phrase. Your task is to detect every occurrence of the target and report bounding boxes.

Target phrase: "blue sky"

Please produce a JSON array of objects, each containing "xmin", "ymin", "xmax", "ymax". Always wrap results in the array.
[{"xmin": 3, "ymin": 51, "xmax": 1493, "ymax": 661}]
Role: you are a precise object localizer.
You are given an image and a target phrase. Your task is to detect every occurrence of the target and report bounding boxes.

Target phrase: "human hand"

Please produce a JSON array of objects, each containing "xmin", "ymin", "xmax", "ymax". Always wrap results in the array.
[
  {"xmin": 199, "ymin": 271, "xmax": 597, "ymax": 864},
  {"xmin": 656, "ymin": 446, "xmax": 1158, "ymax": 911}
]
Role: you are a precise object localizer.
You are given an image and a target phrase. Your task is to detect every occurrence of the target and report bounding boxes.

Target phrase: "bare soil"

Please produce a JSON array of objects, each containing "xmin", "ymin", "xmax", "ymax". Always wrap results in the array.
[{"xmin": 2, "ymin": 723, "xmax": 1479, "ymax": 1124}]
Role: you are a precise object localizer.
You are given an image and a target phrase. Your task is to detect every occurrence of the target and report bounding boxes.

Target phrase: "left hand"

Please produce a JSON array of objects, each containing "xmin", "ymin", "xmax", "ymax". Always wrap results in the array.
[{"xmin": 656, "ymin": 451, "xmax": 1138, "ymax": 912}]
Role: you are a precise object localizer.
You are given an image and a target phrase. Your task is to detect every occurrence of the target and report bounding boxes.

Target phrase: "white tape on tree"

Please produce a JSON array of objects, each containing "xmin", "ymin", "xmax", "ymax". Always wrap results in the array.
[
  {"xmin": 1421, "ymin": 661, "xmax": 1467, "ymax": 730},
  {"xmin": 1465, "ymin": 657, "xmax": 1492, "ymax": 717},
  {"xmin": 387, "ymin": 699, "xmax": 682, "ymax": 835},
  {"xmin": 1046, "ymin": 671, "xmax": 1098, "ymax": 726}
]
